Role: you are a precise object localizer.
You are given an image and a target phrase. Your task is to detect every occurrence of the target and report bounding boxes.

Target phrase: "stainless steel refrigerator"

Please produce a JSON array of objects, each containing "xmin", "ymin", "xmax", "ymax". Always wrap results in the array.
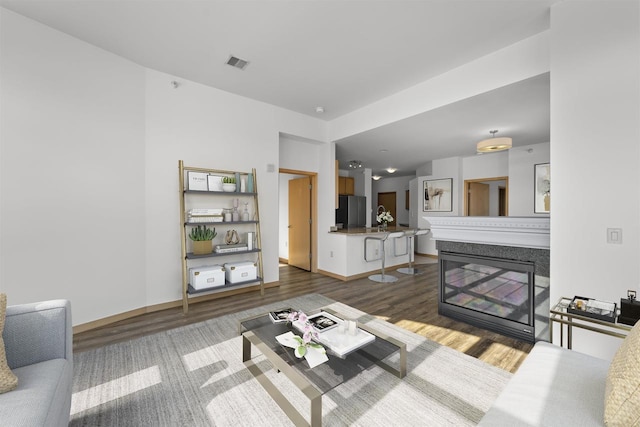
[{"xmin": 336, "ymin": 195, "xmax": 366, "ymax": 227}]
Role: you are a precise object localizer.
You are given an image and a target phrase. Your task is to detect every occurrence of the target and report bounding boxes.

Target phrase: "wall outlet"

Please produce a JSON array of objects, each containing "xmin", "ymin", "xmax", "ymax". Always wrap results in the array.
[{"xmin": 607, "ymin": 228, "xmax": 623, "ymax": 244}]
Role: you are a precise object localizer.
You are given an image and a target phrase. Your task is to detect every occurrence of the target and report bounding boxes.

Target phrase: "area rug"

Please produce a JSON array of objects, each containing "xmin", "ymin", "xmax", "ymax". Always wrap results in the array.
[{"xmin": 70, "ymin": 294, "xmax": 511, "ymax": 426}]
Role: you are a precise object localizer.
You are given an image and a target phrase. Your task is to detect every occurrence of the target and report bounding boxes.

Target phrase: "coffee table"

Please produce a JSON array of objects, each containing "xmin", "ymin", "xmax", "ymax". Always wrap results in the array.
[{"xmin": 238, "ymin": 307, "xmax": 406, "ymax": 426}]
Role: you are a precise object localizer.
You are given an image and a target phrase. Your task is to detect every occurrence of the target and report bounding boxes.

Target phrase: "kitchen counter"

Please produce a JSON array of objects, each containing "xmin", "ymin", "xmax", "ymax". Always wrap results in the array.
[
  {"xmin": 322, "ymin": 226, "xmax": 413, "ymax": 280},
  {"xmin": 331, "ymin": 226, "xmax": 413, "ymax": 235}
]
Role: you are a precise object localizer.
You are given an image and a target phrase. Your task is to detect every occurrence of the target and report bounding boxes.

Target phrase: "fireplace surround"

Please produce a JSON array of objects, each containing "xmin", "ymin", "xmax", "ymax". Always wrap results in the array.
[{"xmin": 426, "ymin": 217, "xmax": 550, "ymax": 342}]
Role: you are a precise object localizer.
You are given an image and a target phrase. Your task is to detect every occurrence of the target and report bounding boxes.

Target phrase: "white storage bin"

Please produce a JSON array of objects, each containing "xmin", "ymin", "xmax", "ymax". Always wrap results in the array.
[
  {"xmin": 224, "ymin": 261, "xmax": 257, "ymax": 284},
  {"xmin": 189, "ymin": 265, "xmax": 225, "ymax": 290}
]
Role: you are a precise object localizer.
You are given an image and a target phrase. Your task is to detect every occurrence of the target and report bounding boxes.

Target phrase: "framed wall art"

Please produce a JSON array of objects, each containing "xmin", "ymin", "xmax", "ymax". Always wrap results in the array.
[
  {"xmin": 534, "ymin": 163, "xmax": 550, "ymax": 214},
  {"xmin": 424, "ymin": 178, "xmax": 453, "ymax": 212}
]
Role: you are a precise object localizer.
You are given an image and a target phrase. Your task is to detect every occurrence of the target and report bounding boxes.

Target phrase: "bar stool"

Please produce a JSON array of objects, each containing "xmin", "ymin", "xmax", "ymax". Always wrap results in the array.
[
  {"xmin": 365, "ymin": 231, "xmax": 405, "ymax": 283},
  {"xmin": 397, "ymin": 228, "xmax": 430, "ymax": 275}
]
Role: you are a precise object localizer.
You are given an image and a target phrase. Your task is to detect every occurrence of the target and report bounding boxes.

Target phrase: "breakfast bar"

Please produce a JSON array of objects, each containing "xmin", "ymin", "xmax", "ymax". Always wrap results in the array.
[{"xmin": 324, "ymin": 226, "xmax": 413, "ymax": 280}]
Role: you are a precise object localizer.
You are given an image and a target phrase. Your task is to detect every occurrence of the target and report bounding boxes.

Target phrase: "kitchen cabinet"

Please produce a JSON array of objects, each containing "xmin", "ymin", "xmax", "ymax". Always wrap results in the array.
[{"xmin": 338, "ymin": 176, "xmax": 355, "ymax": 195}]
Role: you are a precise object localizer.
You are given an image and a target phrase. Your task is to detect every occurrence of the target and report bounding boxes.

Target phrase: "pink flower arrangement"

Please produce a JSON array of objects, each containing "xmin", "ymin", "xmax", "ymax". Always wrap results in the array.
[{"xmin": 287, "ymin": 310, "xmax": 323, "ymax": 358}]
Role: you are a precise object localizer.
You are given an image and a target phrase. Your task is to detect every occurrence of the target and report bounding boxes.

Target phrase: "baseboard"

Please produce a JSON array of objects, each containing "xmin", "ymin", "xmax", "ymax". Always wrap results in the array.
[
  {"xmin": 415, "ymin": 252, "xmax": 438, "ymax": 259},
  {"xmin": 73, "ymin": 280, "xmax": 280, "ymax": 334},
  {"xmin": 278, "ymin": 257, "xmax": 288, "ymax": 264}
]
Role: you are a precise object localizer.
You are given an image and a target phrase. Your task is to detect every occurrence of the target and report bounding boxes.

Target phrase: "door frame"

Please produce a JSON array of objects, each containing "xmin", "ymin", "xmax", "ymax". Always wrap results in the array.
[
  {"xmin": 280, "ymin": 168, "xmax": 318, "ymax": 273},
  {"xmin": 463, "ymin": 176, "xmax": 509, "ymax": 216}
]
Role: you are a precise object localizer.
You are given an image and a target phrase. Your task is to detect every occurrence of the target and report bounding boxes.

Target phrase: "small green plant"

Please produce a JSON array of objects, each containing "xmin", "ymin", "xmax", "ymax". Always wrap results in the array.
[
  {"xmin": 222, "ymin": 176, "xmax": 236, "ymax": 184},
  {"xmin": 188, "ymin": 225, "xmax": 217, "ymax": 241}
]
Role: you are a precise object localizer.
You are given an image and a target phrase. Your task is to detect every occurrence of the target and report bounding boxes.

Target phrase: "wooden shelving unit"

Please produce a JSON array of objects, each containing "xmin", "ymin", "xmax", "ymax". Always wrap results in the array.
[{"xmin": 178, "ymin": 160, "xmax": 264, "ymax": 314}]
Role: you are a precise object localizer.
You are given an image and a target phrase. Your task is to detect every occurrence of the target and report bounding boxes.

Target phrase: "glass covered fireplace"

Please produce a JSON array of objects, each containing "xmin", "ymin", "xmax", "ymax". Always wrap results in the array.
[{"xmin": 439, "ymin": 251, "xmax": 536, "ymax": 342}]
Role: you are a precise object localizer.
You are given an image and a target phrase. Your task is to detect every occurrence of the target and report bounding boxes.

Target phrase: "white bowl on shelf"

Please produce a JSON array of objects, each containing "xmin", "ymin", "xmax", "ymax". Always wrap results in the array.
[{"xmin": 222, "ymin": 183, "xmax": 236, "ymax": 192}]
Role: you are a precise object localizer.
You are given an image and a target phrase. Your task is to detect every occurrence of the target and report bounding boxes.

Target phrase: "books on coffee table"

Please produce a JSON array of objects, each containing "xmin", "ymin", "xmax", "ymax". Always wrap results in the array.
[
  {"xmin": 269, "ymin": 308, "xmax": 294, "ymax": 324},
  {"xmin": 293, "ymin": 311, "xmax": 375, "ymax": 358}
]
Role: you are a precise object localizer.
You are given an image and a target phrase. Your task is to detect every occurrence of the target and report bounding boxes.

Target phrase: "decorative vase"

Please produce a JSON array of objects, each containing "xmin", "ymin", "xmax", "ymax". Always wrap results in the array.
[
  {"xmin": 247, "ymin": 173, "xmax": 254, "ymax": 193},
  {"xmin": 544, "ymin": 194, "xmax": 550, "ymax": 212},
  {"xmin": 378, "ymin": 222, "xmax": 387, "ymax": 231},
  {"xmin": 222, "ymin": 183, "xmax": 236, "ymax": 192},
  {"xmin": 192, "ymin": 240, "xmax": 212, "ymax": 255}
]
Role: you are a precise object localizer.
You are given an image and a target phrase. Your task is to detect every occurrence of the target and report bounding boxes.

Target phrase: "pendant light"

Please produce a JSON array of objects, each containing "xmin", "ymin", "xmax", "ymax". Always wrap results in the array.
[{"xmin": 477, "ymin": 130, "xmax": 512, "ymax": 153}]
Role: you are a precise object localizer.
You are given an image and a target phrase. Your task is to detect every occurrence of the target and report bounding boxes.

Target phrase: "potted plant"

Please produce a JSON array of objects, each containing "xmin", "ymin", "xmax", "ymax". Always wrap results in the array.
[
  {"xmin": 188, "ymin": 225, "xmax": 217, "ymax": 255},
  {"xmin": 222, "ymin": 176, "xmax": 236, "ymax": 192}
]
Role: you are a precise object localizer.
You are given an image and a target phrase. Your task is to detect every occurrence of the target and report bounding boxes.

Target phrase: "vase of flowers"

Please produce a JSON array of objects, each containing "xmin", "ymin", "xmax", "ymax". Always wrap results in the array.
[
  {"xmin": 287, "ymin": 311, "xmax": 325, "ymax": 358},
  {"xmin": 376, "ymin": 209, "xmax": 394, "ymax": 231}
]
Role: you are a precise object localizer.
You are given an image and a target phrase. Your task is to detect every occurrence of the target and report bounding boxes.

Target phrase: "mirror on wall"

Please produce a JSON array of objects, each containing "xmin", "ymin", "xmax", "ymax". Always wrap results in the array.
[{"xmin": 464, "ymin": 177, "xmax": 508, "ymax": 216}]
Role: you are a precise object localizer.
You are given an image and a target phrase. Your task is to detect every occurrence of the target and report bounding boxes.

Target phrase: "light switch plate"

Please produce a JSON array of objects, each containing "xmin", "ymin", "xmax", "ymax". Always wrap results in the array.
[{"xmin": 607, "ymin": 228, "xmax": 623, "ymax": 244}]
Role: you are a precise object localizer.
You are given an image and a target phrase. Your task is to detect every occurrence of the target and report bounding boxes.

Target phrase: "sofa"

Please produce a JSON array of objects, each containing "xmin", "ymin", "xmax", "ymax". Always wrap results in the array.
[
  {"xmin": 0, "ymin": 299, "xmax": 73, "ymax": 426},
  {"xmin": 479, "ymin": 322, "xmax": 640, "ymax": 426}
]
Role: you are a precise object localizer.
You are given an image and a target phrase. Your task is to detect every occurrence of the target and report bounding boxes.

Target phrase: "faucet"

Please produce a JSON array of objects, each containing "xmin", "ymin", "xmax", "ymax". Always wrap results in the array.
[{"xmin": 377, "ymin": 205, "xmax": 386, "ymax": 214}]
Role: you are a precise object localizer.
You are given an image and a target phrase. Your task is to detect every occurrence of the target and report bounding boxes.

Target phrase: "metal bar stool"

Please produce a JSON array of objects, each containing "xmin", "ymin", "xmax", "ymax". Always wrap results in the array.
[
  {"xmin": 365, "ymin": 231, "xmax": 405, "ymax": 283},
  {"xmin": 396, "ymin": 228, "xmax": 430, "ymax": 275}
]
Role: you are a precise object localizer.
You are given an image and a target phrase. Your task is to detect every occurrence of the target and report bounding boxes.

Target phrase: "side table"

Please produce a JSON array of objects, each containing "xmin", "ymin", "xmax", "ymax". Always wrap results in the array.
[{"xmin": 549, "ymin": 297, "xmax": 632, "ymax": 349}]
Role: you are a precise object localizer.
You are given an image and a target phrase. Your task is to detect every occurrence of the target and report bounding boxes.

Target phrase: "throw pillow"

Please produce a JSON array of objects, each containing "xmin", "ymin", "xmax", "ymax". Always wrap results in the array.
[
  {"xmin": 605, "ymin": 319, "xmax": 640, "ymax": 426},
  {"xmin": 0, "ymin": 293, "xmax": 18, "ymax": 393}
]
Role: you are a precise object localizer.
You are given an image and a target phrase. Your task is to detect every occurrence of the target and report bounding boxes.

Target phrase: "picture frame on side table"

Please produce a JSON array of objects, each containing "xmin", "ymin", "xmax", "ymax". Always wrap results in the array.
[
  {"xmin": 534, "ymin": 163, "xmax": 550, "ymax": 214},
  {"xmin": 423, "ymin": 178, "xmax": 453, "ymax": 212}
]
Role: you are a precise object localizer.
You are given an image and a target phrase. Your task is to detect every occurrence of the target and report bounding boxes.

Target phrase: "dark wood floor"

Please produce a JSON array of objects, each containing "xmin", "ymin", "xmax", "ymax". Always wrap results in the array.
[{"xmin": 73, "ymin": 258, "xmax": 532, "ymax": 373}]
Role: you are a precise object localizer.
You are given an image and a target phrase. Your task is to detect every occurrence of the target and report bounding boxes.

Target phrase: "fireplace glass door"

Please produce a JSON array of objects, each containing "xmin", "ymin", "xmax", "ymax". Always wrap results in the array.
[{"xmin": 439, "ymin": 251, "xmax": 535, "ymax": 342}]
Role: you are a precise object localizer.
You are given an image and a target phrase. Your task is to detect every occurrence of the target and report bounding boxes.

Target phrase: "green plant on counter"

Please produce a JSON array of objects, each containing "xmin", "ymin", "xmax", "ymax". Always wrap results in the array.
[
  {"xmin": 188, "ymin": 225, "xmax": 217, "ymax": 241},
  {"xmin": 222, "ymin": 176, "xmax": 236, "ymax": 184}
]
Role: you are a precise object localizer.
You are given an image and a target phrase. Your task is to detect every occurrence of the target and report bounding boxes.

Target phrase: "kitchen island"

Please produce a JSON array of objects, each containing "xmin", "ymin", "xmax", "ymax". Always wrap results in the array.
[{"xmin": 321, "ymin": 226, "xmax": 412, "ymax": 280}]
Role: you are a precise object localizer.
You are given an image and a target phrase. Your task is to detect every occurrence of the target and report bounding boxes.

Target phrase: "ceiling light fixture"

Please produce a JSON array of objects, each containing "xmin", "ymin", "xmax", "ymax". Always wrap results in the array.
[
  {"xmin": 386, "ymin": 168, "xmax": 397, "ymax": 174},
  {"xmin": 315, "ymin": 106, "xmax": 324, "ymax": 114},
  {"xmin": 477, "ymin": 130, "xmax": 512, "ymax": 153},
  {"xmin": 348, "ymin": 160, "xmax": 363, "ymax": 169},
  {"xmin": 372, "ymin": 175, "xmax": 382, "ymax": 180}
]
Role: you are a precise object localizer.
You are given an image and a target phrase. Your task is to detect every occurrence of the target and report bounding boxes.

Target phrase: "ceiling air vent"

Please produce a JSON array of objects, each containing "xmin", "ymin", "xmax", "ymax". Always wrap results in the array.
[{"xmin": 226, "ymin": 55, "xmax": 249, "ymax": 70}]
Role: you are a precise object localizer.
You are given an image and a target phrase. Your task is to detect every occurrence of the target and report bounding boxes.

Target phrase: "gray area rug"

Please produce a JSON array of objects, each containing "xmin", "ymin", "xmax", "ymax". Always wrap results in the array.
[{"xmin": 70, "ymin": 294, "xmax": 511, "ymax": 426}]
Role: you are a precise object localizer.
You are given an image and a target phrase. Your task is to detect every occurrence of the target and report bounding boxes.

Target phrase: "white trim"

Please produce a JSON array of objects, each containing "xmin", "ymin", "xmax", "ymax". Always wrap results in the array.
[{"xmin": 424, "ymin": 216, "xmax": 550, "ymax": 249}]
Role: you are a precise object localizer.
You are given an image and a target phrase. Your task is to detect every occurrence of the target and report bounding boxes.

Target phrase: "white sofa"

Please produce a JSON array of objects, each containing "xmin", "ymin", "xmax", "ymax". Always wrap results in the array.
[
  {"xmin": 480, "ymin": 322, "xmax": 640, "ymax": 427},
  {"xmin": 479, "ymin": 341, "xmax": 609, "ymax": 426}
]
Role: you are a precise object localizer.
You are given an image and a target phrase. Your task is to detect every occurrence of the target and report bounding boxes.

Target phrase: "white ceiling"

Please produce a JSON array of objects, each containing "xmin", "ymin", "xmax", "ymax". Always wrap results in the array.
[
  {"xmin": 1, "ymin": 0, "xmax": 555, "ymax": 176},
  {"xmin": 336, "ymin": 73, "xmax": 550, "ymax": 176}
]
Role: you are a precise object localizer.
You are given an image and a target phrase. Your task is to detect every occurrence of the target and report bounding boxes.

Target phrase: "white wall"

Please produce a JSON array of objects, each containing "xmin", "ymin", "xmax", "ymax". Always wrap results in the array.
[
  {"xmin": 0, "ymin": 9, "xmax": 330, "ymax": 325},
  {"xmin": 372, "ymin": 175, "xmax": 413, "ymax": 226},
  {"xmin": 416, "ymin": 157, "xmax": 463, "ymax": 253},
  {"xmin": 0, "ymin": 9, "xmax": 147, "ymax": 322},
  {"xmin": 278, "ymin": 133, "xmax": 326, "ymax": 261},
  {"xmin": 329, "ymin": 31, "xmax": 550, "ymax": 141},
  {"xmin": 551, "ymin": 1, "xmax": 640, "ymax": 359},
  {"xmin": 414, "ymin": 142, "xmax": 550, "ymax": 254},
  {"xmin": 144, "ymin": 70, "xmax": 285, "ymax": 308},
  {"xmin": 463, "ymin": 151, "xmax": 509, "ymax": 180},
  {"xmin": 508, "ymin": 142, "xmax": 550, "ymax": 216}
]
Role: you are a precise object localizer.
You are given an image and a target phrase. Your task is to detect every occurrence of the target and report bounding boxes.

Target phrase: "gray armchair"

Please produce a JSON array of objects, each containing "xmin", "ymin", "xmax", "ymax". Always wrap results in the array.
[{"xmin": 0, "ymin": 299, "xmax": 73, "ymax": 426}]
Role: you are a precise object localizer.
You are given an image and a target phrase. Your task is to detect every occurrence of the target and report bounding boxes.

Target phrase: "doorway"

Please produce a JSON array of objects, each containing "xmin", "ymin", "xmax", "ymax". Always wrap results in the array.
[
  {"xmin": 377, "ymin": 192, "xmax": 397, "ymax": 225},
  {"xmin": 280, "ymin": 169, "xmax": 318, "ymax": 272},
  {"xmin": 464, "ymin": 177, "xmax": 508, "ymax": 216}
]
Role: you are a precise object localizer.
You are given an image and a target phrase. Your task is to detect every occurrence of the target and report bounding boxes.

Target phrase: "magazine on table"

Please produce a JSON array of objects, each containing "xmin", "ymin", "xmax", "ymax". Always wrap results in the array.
[
  {"xmin": 306, "ymin": 312, "xmax": 340, "ymax": 332},
  {"xmin": 268, "ymin": 308, "xmax": 294, "ymax": 324}
]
